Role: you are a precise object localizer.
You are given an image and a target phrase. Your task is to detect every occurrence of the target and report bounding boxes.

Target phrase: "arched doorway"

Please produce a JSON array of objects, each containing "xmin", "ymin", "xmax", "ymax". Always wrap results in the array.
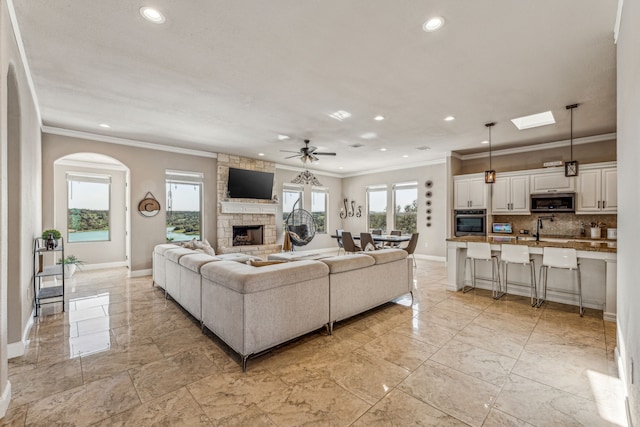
[{"xmin": 53, "ymin": 153, "xmax": 130, "ymax": 270}]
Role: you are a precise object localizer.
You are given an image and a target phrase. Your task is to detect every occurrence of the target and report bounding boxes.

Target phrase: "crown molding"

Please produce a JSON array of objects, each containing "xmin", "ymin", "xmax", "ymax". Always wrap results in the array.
[
  {"xmin": 340, "ymin": 157, "xmax": 447, "ymax": 178},
  {"xmin": 42, "ymin": 126, "xmax": 218, "ymax": 158},
  {"xmin": 7, "ymin": 0, "xmax": 42, "ymax": 126},
  {"xmin": 459, "ymin": 133, "xmax": 616, "ymax": 161}
]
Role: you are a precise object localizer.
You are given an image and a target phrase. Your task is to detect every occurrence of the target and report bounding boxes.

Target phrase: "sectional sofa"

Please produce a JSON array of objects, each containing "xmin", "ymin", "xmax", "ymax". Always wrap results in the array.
[{"xmin": 152, "ymin": 244, "xmax": 413, "ymax": 370}]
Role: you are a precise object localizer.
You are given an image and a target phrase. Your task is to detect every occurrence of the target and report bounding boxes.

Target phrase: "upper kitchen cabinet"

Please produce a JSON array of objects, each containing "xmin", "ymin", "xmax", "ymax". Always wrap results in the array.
[
  {"xmin": 530, "ymin": 169, "xmax": 575, "ymax": 193},
  {"xmin": 577, "ymin": 163, "xmax": 617, "ymax": 214},
  {"xmin": 492, "ymin": 173, "xmax": 530, "ymax": 214},
  {"xmin": 454, "ymin": 174, "xmax": 488, "ymax": 209}
]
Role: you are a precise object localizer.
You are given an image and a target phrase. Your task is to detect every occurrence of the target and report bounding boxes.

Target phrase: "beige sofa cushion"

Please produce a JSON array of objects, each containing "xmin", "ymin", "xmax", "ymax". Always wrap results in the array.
[
  {"xmin": 179, "ymin": 253, "xmax": 218, "ymax": 273},
  {"xmin": 366, "ymin": 248, "xmax": 408, "ymax": 264},
  {"xmin": 165, "ymin": 247, "xmax": 198, "ymax": 262},
  {"xmin": 201, "ymin": 260, "xmax": 329, "ymax": 294},
  {"xmin": 154, "ymin": 243, "xmax": 179, "ymax": 255},
  {"xmin": 320, "ymin": 254, "xmax": 375, "ymax": 273}
]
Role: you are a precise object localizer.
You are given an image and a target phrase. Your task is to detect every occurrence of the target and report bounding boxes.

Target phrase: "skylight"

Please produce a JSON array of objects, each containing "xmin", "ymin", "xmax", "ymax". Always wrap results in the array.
[
  {"xmin": 329, "ymin": 110, "xmax": 351, "ymax": 121},
  {"xmin": 511, "ymin": 111, "xmax": 556, "ymax": 130}
]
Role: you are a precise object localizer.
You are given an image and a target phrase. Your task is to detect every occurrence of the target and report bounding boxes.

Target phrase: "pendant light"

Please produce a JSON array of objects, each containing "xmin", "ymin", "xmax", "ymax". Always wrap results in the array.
[
  {"xmin": 484, "ymin": 122, "xmax": 496, "ymax": 184},
  {"xmin": 564, "ymin": 104, "xmax": 579, "ymax": 177}
]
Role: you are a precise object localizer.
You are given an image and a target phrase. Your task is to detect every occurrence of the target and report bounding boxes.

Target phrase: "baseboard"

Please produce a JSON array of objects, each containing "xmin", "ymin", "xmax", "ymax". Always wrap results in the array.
[
  {"xmin": 129, "ymin": 268, "xmax": 152, "ymax": 278},
  {"xmin": 82, "ymin": 261, "xmax": 127, "ymax": 271},
  {"xmin": 616, "ymin": 346, "xmax": 634, "ymax": 427},
  {"xmin": 0, "ymin": 381, "xmax": 11, "ymax": 419},
  {"xmin": 7, "ymin": 310, "xmax": 34, "ymax": 359},
  {"xmin": 414, "ymin": 254, "xmax": 446, "ymax": 262},
  {"xmin": 603, "ymin": 312, "xmax": 617, "ymax": 323}
]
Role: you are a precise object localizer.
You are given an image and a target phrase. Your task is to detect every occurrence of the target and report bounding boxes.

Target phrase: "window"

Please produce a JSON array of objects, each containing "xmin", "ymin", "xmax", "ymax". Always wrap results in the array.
[
  {"xmin": 367, "ymin": 185, "xmax": 388, "ymax": 232},
  {"xmin": 282, "ymin": 185, "xmax": 303, "ymax": 223},
  {"xmin": 311, "ymin": 187, "xmax": 328, "ymax": 233},
  {"xmin": 67, "ymin": 173, "xmax": 111, "ymax": 242},
  {"xmin": 166, "ymin": 171, "xmax": 203, "ymax": 242},
  {"xmin": 393, "ymin": 182, "xmax": 418, "ymax": 234}
]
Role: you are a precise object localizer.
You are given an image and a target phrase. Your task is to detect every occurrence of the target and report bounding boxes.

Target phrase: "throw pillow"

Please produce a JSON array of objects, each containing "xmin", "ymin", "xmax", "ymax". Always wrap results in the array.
[
  {"xmin": 181, "ymin": 238, "xmax": 197, "ymax": 250},
  {"xmin": 248, "ymin": 259, "xmax": 288, "ymax": 267},
  {"xmin": 194, "ymin": 239, "xmax": 215, "ymax": 256},
  {"xmin": 364, "ymin": 242, "xmax": 376, "ymax": 251}
]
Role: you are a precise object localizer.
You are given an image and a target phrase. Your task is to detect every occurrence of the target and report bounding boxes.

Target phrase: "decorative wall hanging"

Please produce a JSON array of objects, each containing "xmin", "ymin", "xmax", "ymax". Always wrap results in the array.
[
  {"xmin": 138, "ymin": 192, "xmax": 161, "ymax": 217},
  {"xmin": 564, "ymin": 103, "xmax": 579, "ymax": 177},
  {"xmin": 291, "ymin": 169, "xmax": 322, "ymax": 186},
  {"xmin": 356, "ymin": 206, "xmax": 362, "ymax": 217},
  {"xmin": 425, "ymin": 180, "xmax": 433, "ymax": 188},
  {"xmin": 425, "ymin": 191, "xmax": 432, "ymax": 198},
  {"xmin": 340, "ymin": 198, "xmax": 348, "ymax": 219},
  {"xmin": 349, "ymin": 201, "xmax": 355, "ymax": 217},
  {"xmin": 339, "ymin": 198, "xmax": 360, "ymax": 218}
]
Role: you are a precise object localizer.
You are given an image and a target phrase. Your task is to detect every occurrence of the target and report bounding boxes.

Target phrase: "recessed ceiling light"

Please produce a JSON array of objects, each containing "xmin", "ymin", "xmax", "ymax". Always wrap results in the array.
[
  {"xmin": 140, "ymin": 7, "xmax": 166, "ymax": 24},
  {"xmin": 258, "ymin": 153, "xmax": 265, "ymax": 157},
  {"xmin": 481, "ymin": 140, "xmax": 489, "ymax": 144},
  {"xmin": 403, "ymin": 154, "xmax": 409, "ymax": 158},
  {"xmin": 380, "ymin": 148, "xmax": 387, "ymax": 152},
  {"xmin": 444, "ymin": 116, "xmax": 455, "ymax": 122},
  {"xmin": 277, "ymin": 134, "xmax": 290, "ymax": 140},
  {"xmin": 329, "ymin": 110, "xmax": 351, "ymax": 121},
  {"xmin": 423, "ymin": 17, "xmax": 445, "ymax": 32},
  {"xmin": 511, "ymin": 111, "xmax": 556, "ymax": 130},
  {"xmin": 339, "ymin": 167, "xmax": 344, "ymax": 170},
  {"xmin": 374, "ymin": 115, "xmax": 385, "ymax": 121},
  {"xmin": 99, "ymin": 123, "xmax": 110, "ymax": 128},
  {"xmin": 360, "ymin": 132, "xmax": 377, "ymax": 140}
]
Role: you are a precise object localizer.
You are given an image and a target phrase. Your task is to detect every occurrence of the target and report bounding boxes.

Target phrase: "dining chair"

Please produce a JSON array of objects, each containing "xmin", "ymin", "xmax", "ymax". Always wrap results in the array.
[
  {"xmin": 370, "ymin": 229, "xmax": 382, "ymax": 235},
  {"xmin": 341, "ymin": 231, "xmax": 362, "ymax": 253},
  {"xmin": 402, "ymin": 233, "xmax": 419, "ymax": 267},
  {"xmin": 360, "ymin": 232, "xmax": 379, "ymax": 251},
  {"xmin": 336, "ymin": 229, "xmax": 345, "ymax": 255},
  {"xmin": 387, "ymin": 229, "xmax": 402, "ymax": 247}
]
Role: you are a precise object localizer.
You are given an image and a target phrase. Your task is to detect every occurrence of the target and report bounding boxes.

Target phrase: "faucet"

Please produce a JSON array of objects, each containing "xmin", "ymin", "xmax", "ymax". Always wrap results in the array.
[{"xmin": 534, "ymin": 215, "xmax": 555, "ymax": 242}]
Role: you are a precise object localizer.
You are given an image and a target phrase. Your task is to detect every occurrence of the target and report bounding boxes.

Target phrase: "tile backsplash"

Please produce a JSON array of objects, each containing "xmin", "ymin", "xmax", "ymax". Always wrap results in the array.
[{"xmin": 492, "ymin": 213, "xmax": 617, "ymax": 238}]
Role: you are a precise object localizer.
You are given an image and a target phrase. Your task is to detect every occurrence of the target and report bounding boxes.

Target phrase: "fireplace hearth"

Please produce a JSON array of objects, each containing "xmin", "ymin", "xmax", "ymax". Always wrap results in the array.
[{"xmin": 233, "ymin": 225, "xmax": 264, "ymax": 246}]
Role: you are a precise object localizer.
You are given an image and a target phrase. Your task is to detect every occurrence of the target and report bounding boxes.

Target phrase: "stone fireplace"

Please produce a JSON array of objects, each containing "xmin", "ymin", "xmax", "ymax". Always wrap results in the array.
[
  {"xmin": 233, "ymin": 225, "xmax": 264, "ymax": 246},
  {"xmin": 216, "ymin": 154, "xmax": 281, "ymax": 257}
]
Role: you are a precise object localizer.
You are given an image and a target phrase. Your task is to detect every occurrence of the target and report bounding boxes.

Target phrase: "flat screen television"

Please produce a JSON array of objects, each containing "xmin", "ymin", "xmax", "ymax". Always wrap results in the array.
[{"xmin": 227, "ymin": 168, "xmax": 274, "ymax": 200}]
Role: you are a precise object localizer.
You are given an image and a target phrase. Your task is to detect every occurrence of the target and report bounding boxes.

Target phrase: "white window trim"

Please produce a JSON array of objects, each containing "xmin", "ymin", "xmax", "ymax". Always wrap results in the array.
[
  {"xmin": 166, "ymin": 171, "xmax": 204, "ymax": 242},
  {"xmin": 66, "ymin": 173, "xmax": 112, "ymax": 243},
  {"xmin": 311, "ymin": 187, "xmax": 329, "ymax": 234}
]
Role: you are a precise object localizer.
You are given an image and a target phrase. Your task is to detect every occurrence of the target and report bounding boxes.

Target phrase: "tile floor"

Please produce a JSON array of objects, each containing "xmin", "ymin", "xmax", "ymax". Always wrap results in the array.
[{"xmin": 1, "ymin": 260, "xmax": 627, "ymax": 426}]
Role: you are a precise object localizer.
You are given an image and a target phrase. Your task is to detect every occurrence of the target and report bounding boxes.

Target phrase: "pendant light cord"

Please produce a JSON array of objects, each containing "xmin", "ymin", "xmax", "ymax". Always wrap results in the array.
[{"xmin": 566, "ymin": 104, "xmax": 578, "ymax": 161}]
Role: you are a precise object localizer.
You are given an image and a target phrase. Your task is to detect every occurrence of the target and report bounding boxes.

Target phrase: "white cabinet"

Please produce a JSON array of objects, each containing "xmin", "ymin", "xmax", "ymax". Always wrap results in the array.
[
  {"xmin": 577, "ymin": 166, "xmax": 617, "ymax": 214},
  {"xmin": 454, "ymin": 176, "xmax": 487, "ymax": 209},
  {"xmin": 492, "ymin": 175, "xmax": 530, "ymax": 214},
  {"xmin": 530, "ymin": 170, "xmax": 575, "ymax": 193}
]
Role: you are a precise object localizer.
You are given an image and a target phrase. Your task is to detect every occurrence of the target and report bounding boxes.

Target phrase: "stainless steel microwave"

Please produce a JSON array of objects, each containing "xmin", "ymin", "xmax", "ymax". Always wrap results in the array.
[
  {"xmin": 530, "ymin": 192, "xmax": 576, "ymax": 212},
  {"xmin": 454, "ymin": 209, "xmax": 487, "ymax": 236}
]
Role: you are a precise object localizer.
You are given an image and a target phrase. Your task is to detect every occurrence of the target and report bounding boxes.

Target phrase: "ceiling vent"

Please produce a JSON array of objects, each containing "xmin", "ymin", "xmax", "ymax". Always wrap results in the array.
[
  {"xmin": 349, "ymin": 143, "xmax": 364, "ymax": 148},
  {"xmin": 416, "ymin": 146, "xmax": 431, "ymax": 151}
]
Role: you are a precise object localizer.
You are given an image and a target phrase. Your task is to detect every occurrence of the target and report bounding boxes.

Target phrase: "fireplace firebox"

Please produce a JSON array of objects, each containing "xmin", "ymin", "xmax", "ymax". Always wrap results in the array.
[{"xmin": 232, "ymin": 225, "xmax": 264, "ymax": 246}]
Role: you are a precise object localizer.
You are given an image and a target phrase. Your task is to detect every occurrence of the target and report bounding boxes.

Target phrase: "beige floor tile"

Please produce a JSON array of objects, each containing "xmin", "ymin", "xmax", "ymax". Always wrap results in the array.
[
  {"xmin": 455, "ymin": 323, "xmax": 529, "ymax": 359},
  {"xmin": 482, "ymin": 408, "xmax": 535, "ymax": 426},
  {"xmin": 152, "ymin": 326, "xmax": 216, "ymax": 358},
  {"xmin": 352, "ymin": 388, "xmax": 468, "ymax": 426},
  {"xmin": 24, "ymin": 371, "xmax": 140, "ymax": 426},
  {"xmin": 94, "ymin": 387, "xmax": 212, "ymax": 426},
  {"xmin": 413, "ymin": 306, "xmax": 478, "ymax": 331},
  {"xmin": 398, "ymin": 360, "xmax": 500, "ymax": 427},
  {"xmin": 393, "ymin": 316, "xmax": 458, "ymax": 348},
  {"xmin": 431, "ymin": 338, "xmax": 517, "ymax": 387},
  {"xmin": 0, "ymin": 403, "xmax": 28, "ymax": 427},
  {"xmin": 129, "ymin": 348, "xmax": 219, "ymax": 402},
  {"xmin": 8, "ymin": 358, "xmax": 83, "ymax": 408},
  {"xmin": 361, "ymin": 331, "xmax": 438, "ymax": 371},
  {"xmin": 80, "ymin": 339, "xmax": 165, "ymax": 383},
  {"xmin": 494, "ymin": 374, "xmax": 612, "ymax": 426}
]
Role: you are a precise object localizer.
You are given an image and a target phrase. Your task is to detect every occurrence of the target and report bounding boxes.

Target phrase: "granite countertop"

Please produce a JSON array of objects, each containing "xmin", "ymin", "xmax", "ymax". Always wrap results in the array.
[{"xmin": 447, "ymin": 235, "xmax": 617, "ymax": 253}]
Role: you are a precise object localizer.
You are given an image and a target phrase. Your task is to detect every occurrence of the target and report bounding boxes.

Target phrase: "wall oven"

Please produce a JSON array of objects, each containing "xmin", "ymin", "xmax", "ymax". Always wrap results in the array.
[{"xmin": 454, "ymin": 209, "xmax": 487, "ymax": 237}]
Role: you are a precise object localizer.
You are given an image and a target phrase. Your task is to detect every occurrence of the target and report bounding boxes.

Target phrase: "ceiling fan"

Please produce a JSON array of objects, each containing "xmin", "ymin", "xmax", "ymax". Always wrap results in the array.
[{"xmin": 281, "ymin": 139, "xmax": 336, "ymax": 164}]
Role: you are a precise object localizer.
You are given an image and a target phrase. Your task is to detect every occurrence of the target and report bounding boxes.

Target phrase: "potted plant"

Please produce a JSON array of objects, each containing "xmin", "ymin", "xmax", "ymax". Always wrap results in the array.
[
  {"xmin": 57, "ymin": 254, "xmax": 85, "ymax": 278},
  {"xmin": 42, "ymin": 229, "xmax": 61, "ymax": 248}
]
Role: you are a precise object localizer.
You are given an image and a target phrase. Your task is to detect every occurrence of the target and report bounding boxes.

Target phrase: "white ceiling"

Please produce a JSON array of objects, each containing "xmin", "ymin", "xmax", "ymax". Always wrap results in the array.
[{"xmin": 13, "ymin": 0, "xmax": 618, "ymax": 174}]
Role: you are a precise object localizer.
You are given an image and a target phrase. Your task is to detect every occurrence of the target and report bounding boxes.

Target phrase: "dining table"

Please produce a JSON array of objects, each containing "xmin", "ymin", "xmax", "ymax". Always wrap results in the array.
[{"xmin": 330, "ymin": 233, "xmax": 411, "ymax": 244}]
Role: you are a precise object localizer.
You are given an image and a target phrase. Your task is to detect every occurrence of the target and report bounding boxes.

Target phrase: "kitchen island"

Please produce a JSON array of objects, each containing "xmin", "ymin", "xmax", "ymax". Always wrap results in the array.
[{"xmin": 446, "ymin": 236, "xmax": 617, "ymax": 321}]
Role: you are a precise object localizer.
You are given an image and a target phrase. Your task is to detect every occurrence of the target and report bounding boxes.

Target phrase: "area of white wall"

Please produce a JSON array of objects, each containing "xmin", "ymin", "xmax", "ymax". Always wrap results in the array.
[
  {"xmin": 53, "ymin": 162, "xmax": 127, "ymax": 266},
  {"xmin": 341, "ymin": 162, "xmax": 447, "ymax": 259},
  {"xmin": 616, "ymin": 0, "xmax": 640, "ymax": 423},
  {"xmin": 274, "ymin": 166, "xmax": 343, "ymax": 252},
  {"xmin": 42, "ymin": 133, "xmax": 217, "ymax": 274},
  {"xmin": 1, "ymin": 0, "xmax": 43, "ymax": 414}
]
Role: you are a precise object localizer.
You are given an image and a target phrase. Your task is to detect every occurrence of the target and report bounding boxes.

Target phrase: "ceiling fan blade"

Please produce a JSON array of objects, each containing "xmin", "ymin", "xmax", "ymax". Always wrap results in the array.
[
  {"xmin": 285, "ymin": 154, "xmax": 299, "ymax": 159},
  {"xmin": 311, "ymin": 154, "xmax": 320, "ymax": 162},
  {"xmin": 314, "ymin": 152, "xmax": 337, "ymax": 156},
  {"xmin": 280, "ymin": 149, "xmax": 301, "ymax": 153},
  {"xmin": 307, "ymin": 146, "xmax": 318, "ymax": 152}
]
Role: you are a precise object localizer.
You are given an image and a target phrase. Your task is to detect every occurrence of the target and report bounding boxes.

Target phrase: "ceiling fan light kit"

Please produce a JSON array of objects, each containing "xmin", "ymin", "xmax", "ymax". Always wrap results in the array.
[
  {"xmin": 281, "ymin": 139, "xmax": 336, "ymax": 165},
  {"xmin": 565, "ymin": 104, "xmax": 579, "ymax": 177}
]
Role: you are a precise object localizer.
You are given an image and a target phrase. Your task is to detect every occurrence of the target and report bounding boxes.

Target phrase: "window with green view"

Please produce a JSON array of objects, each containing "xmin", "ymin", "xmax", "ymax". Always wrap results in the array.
[
  {"xmin": 67, "ymin": 173, "xmax": 111, "ymax": 242},
  {"xmin": 367, "ymin": 185, "xmax": 387, "ymax": 232},
  {"xmin": 393, "ymin": 182, "xmax": 418, "ymax": 234},
  {"xmin": 311, "ymin": 188, "xmax": 328, "ymax": 233},
  {"xmin": 166, "ymin": 171, "xmax": 203, "ymax": 242}
]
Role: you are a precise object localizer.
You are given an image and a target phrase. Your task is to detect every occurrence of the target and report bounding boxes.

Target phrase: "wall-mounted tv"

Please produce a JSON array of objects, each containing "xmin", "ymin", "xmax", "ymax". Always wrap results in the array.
[{"xmin": 227, "ymin": 168, "xmax": 274, "ymax": 200}]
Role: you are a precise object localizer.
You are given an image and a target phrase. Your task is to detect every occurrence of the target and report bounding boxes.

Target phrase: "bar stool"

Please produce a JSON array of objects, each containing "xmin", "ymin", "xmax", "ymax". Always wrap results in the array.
[
  {"xmin": 538, "ymin": 247, "xmax": 583, "ymax": 316},
  {"xmin": 463, "ymin": 242, "xmax": 503, "ymax": 299},
  {"xmin": 500, "ymin": 244, "xmax": 536, "ymax": 306}
]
